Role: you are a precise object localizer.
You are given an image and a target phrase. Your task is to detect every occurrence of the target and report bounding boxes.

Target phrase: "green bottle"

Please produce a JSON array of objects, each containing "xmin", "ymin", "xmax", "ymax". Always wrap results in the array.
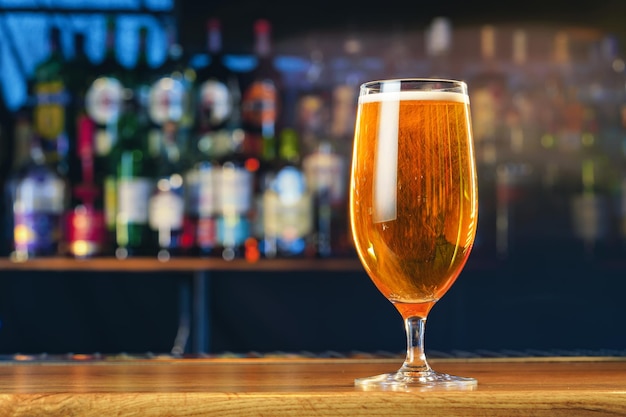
[
  {"xmin": 148, "ymin": 121, "xmax": 188, "ymax": 260},
  {"xmin": 31, "ymin": 25, "xmax": 69, "ymax": 176},
  {"xmin": 111, "ymin": 91, "xmax": 154, "ymax": 258},
  {"xmin": 86, "ymin": 16, "xmax": 126, "ymax": 251},
  {"xmin": 86, "ymin": 16, "xmax": 126, "ymax": 161},
  {"xmin": 262, "ymin": 128, "xmax": 312, "ymax": 258}
]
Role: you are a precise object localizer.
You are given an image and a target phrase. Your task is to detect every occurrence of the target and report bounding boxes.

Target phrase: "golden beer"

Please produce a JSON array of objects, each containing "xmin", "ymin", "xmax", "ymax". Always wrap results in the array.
[{"xmin": 350, "ymin": 89, "xmax": 478, "ymax": 319}]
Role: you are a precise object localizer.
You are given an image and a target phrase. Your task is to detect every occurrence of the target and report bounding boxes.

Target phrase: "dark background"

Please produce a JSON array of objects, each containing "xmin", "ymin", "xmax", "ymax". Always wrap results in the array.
[
  {"xmin": 0, "ymin": 0, "xmax": 625, "ymax": 357},
  {"xmin": 176, "ymin": 0, "xmax": 626, "ymax": 50},
  {"xmin": 2, "ymin": 259, "xmax": 625, "ymax": 355}
]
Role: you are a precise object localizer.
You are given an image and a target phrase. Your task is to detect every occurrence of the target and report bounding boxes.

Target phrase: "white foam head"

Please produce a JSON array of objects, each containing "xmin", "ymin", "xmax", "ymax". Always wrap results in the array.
[{"xmin": 359, "ymin": 89, "xmax": 469, "ymax": 104}]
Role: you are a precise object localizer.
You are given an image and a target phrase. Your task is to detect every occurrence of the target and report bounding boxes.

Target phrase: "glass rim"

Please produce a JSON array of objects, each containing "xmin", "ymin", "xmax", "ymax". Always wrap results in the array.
[{"xmin": 359, "ymin": 78, "xmax": 467, "ymax": 93}]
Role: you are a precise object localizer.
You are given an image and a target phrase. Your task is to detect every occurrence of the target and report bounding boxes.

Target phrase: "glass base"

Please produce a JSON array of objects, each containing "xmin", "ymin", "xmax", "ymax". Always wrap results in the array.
[{"xmin": 355, "ymin": 370, "xmax": 477, "ymax": 392}]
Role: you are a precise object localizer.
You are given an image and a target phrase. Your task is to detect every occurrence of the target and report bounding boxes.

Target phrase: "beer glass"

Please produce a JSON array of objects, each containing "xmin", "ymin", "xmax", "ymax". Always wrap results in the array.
[{"xmin": 350, "ymin": 79, "xmax": 478, "ymax": 389}]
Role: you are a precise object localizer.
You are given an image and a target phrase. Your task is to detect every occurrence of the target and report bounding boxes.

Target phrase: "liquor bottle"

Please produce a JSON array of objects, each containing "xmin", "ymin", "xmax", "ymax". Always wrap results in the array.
[
  {"xmin": 330, "ymin": 31, "xmax": 365, "ymax": 157},
  {"xmin": 148, "ymin": 121, "xmax": 190, "ymax": 260},
  {"xmin": 262, "ymin": 128, "xmax": 312, "ymax": 258},
  {"xmin": 66, "ymin": 115, "xmax": 107, "ymax": 258},
  {"xmin": 31, "ymin": 25, "xmax": 70, "ymax": 176},
  {"xmin": 297, "ymin": 39, "xmax": 346, "ymax": 258},
  {"xmin": 185, "ymin": 148, "xmax": 221, "ymax": 257},
  {"xmin": 131, "ymin": 24, "xmax": 153, "ymax": 85},
  {"xmin": 302, "ymin": 137, "xmax": 347, "ymax": 258},
  {"xmin": 93, "ymin": 16, "xmax": 125, "ymax": 78},
  {"xmin": 240, "ymin": 19, "xmax": 284, "ymax": 261},
  {"xmin": 207, "ymin": 19, "xmax": 282, "ymax": 261},
  {"xmin": 132, "ymin": 26, "xmax": 154, "ymax": 144},
  {"xmin": 185, "ymin": 18, "xmax": 243, "ymax": 257},
  {"xmin": 295, "ymin": 39, "xmax": 332, "ymax": 156},
  {"xmin": 252, "ymin": 131, "xmax": 277, "ymax": 258},
  {"xmin": 146, "ymin": 25, "xmax": 195, "ymax": 158},
  {"xmin": 214, "ymin": 117, "xmax": 256, "ymax": 262},
  {"xmin": 111, "ymin": 90, "xmax": 154, "ymax": 259},
  {"xmin": 216, "ymin": 162, "xmax": 255, "ymax": 261},
  {"xmin": 318, "ymin": 33, "xmax": 364, "ymax": 257},
  {"xmin": 194, "ymin": 18, "xmax": 241, "ymax": 140},
  {"xmin": 212, "ymin": 95, "xmax": 260, "ymax": 262},
  {"xmin": 156, "ymin": 20, "xmax": 196, "ymax": 143},
  {"xmin": 86, "ymin": 16, "xmax": 126, "ymax": 249},
  {"xmin": 241, "ymin": 19, "xmax": 283, "ymax": 157},
  {"xmin": 65, "ymin": 32, "xmax": 98, "ymax": 206},
  {"xmin": 10, "ymin": 131, "xmax": 68, "ymax": 261},
  {"xmin": 147, "ymin": 24, "xmax": 196, "ymax": 259}
]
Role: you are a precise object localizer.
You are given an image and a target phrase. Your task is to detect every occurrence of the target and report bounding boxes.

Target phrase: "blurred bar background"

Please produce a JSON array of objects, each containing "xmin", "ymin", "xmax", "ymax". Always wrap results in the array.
[{"xmin": 0, "ymin": 0, "xmax": 625, "ymax": 356}]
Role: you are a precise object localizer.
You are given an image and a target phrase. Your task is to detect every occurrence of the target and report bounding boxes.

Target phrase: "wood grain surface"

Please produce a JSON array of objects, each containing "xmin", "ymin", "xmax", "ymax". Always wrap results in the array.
[{"xmin": 0, "ymin": 357, "xmax": 624, "ymax": 416}]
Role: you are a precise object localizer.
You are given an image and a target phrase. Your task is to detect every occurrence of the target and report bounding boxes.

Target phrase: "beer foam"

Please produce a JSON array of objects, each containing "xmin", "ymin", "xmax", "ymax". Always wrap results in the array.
[{"xmin": 359, "ymin": 90, "xmax": 469, "ymax": 104}]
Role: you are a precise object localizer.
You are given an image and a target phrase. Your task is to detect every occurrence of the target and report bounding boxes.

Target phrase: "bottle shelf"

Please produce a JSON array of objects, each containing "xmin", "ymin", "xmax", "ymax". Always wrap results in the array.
[{"xmin": 0, "ymin": 257, "xmax": 364, "ymax": 273}]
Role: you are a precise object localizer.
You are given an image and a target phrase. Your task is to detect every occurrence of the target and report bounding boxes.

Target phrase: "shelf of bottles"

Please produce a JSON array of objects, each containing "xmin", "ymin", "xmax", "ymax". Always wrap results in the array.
[
  {"xmin": 0, "ymin": 16, "xmax": 356, "ymax": 267},
  {"xmin": 0, "ymin": 15, "xmax": 625, "ymax": 269}
]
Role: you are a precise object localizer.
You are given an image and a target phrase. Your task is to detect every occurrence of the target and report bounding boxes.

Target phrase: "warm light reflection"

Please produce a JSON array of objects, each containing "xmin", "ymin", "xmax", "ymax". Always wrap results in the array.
[{"xmin": 372, "ymin": 80, "xmax": 400, "ymax": 224}]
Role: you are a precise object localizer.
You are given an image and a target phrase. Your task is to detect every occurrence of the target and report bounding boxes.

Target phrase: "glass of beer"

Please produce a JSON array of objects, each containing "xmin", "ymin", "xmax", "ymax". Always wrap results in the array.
[{"xmin": 350, "ymin": 78, "xmax": 478, "ymax": 390}]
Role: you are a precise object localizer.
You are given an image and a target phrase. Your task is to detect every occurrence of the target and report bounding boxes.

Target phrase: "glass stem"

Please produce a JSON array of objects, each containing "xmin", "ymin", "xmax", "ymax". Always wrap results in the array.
[{"xmin": 400, "ymin": 316, "xmax": 432, "ymax": 374}]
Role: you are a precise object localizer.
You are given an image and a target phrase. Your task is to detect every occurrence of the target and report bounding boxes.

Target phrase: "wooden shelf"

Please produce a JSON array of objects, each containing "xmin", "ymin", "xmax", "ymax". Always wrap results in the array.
[{"xmin": 0, "ymin": 257, "xmax": 365, "ymax": 273}]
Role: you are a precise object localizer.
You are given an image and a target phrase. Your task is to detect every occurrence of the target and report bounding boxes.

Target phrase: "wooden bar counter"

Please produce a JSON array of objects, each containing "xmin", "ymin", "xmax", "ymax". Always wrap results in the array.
[{"xmin": 0, "ymin": 356, "xmax": 625, "ymax": 416}]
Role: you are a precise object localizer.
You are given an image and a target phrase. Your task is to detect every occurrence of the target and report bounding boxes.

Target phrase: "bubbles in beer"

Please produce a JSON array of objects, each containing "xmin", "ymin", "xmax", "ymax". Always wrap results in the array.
[{"xmin": 351, "ymin": 92, "xmax": 477, "ymax": 305}]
